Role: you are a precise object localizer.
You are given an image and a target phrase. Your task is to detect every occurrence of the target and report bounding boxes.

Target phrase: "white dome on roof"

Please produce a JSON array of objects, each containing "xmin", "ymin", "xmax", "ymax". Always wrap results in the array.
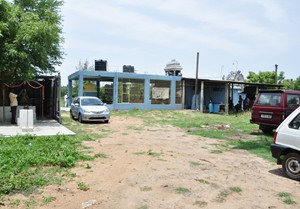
[{"xmin": 164, "ymin": 59, "xmax": 183, "ymax": 72}]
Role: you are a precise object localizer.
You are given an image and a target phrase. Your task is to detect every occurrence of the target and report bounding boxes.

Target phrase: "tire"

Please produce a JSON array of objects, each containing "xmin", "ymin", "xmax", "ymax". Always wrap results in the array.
[
  {"xmin": 282, "ymin": 153, "xmax": 300, "ymax": 180},
  {"xmin": 261, "ymin": 126, "xmax": 273, "ymax": 135},
  {"xmin": 70, "ymin": 111, "xmax": 75, "ymax": 120},
  {"xmin": 78, "ymin": 114, "xmax": 83, "ymax": 123},
  {"xmin": 104, "ymin": 120, "xmax": 109, "ymax": 123}
]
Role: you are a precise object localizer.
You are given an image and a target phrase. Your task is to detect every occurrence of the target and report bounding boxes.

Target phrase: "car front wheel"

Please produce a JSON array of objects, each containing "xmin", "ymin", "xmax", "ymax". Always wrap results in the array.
[
  {"xmin": 78, "ymin": 114, "xmax": 83, "ymax": 123},
  {"xmin": 70, "ymin": 111, "xmax": 75, "ymax": 120},
  {"xmin": 282, "ymin": 153, "xmax": 300, "ymax": 180}
]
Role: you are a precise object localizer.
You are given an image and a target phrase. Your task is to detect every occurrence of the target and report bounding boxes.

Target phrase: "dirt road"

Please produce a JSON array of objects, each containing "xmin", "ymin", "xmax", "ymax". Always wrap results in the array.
[{"xmin": 7, "ymin": 115, "xmax": 300, "ymax": 209}]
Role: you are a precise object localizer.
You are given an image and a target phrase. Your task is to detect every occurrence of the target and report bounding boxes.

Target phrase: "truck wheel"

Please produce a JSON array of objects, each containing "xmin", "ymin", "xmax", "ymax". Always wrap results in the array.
[
  {"xmin": 261, "ymin": 126, "xmax": 273, "ymax": 135},
  {"xmin": 282, "ymin": 153, "xmax": 300, "ymax": 180}
]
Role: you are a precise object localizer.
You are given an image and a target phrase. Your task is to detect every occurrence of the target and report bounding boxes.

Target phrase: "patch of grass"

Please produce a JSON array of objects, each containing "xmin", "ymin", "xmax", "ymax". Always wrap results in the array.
[
  {"xmin": 194, "ymin": 200, "xmax": 208, "ymax": 207},
  {"xmin": 195, "ymin": 178, "xmax": 210, "ymax": 184},
  {"xmin": 137, "ymin": 205, "xmax": 149, "ymax": 209},
  {"xmin": 188, "ymin": 129, "xmax": 230, "ymax": 140},
  {"xmin": 133, "ymin": 150, "xmax": 161, "ymax": 157},
  {"xmin": 85, "ymin": 163, "xmax": 92, "ymax": 169},
  {"xmin": 210, "ymin": 149, "xmax": 223, "ymax": 154},
  {"xmin": 8, "ymin": 199, "xmax": 21, "ymax": 207},
  {"xmin": 140, "ymin": 186, "xmax": 152, "ymax": 191},
  {"xmin": 278, "ymin": 192, "xmax": 296, "ymax": 205},
  {"xmin": 189, "ymin": 161, "xmax": 202, "ymax": 167},
  {"xmin": 94, "ymin": 152, "xmax": 108, "ymax": 159},
  {"xmin": 42, "ymin": 196, "xmax": 56, "ymax": 205},
  {"xmin": 230, "ymin": 137, "xmax": 274, "ymax": 162},
  {"xmin": 229, "ymin": 186, "xmax": 242, "ymax": 193},
  {"xmin": 216, "ymin": 189, "xmax": 231, "ymax": 202},
  {"xmin": 175, "ymin": 187, "xmax": 191, "ymax": 195},
  {"xmin": 24, "ymin": 198, "xmax": 37, "ymax": 208},
  {"xmin": 0, "ymin": 135, "xmax": 90, "ymax": 195},
  {"xmin": 133, "ymin": 151, "xmax": 147, "ymax": 155},
  {"xmin": 112, "ymin": 110, "xmax": 274, "ymax": 162},
  {"xmin": 77, "ymin": 182, "xmax": 89, "ymax": 191},
  {"xmin": 147, "ymin": 150, "xmax": 161, "ymax": 157}
]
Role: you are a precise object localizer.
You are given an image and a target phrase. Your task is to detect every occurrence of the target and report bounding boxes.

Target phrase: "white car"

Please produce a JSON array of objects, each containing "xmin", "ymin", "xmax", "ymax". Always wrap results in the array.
[
  {"xmin": 70, "ymin": 96, "xmax": 110, "ymax": 123},
  {"xmin": 271, "ymin": 106, "xmax": 300, "ymax": 180}
]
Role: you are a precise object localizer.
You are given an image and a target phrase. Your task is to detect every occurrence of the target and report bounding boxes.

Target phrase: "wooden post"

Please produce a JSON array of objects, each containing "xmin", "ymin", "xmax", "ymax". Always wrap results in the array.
[
  {"xmin": 200, "ymin": 81, "xmax": 204, "ymax": 113},
  {"xmin": 194, "ymin": 52, "xmax": 199, "ymax": 110}
]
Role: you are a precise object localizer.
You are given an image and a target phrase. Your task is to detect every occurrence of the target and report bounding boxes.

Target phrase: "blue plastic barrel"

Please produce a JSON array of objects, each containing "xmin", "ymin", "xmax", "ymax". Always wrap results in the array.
[
  {"xmin": 213, "ymin": 104, "xmax": 219, "ymax": 113},
  {"xmin": 209, "ymin": 102, "xmax": 213, "ymax": 113}
]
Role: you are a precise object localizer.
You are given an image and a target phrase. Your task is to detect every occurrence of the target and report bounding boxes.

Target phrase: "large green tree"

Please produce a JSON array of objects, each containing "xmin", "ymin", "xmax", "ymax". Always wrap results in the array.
[
  {"xmin": 246, "ymin": 70, "xmax": 285, "ymax": 84},
  {"xmin": 0, "ymin": 0, "xmax": 64, "ymax": 84}
]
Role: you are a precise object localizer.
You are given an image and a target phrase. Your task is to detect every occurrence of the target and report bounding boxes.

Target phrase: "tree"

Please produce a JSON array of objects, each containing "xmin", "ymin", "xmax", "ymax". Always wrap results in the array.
[
  {"xmin": 72, "ymin": 60, "xmax": 94, "ymax": 97},
  {"xmin": 281, "ymin": 79, "xmax": 295, "ymax": 90},
  {"xmin": 0, "ymin": 0, "xmax": 64, "ymax": 84},
  {"xmin": 76, "ymin": 59, "xmax": 94, "ymax": 71},
  {"xmin": 294, "ymin": 77, "xmax": 300, "ymax": 90},
  {"xmin": 246, "ymin": 71, "xmax": 285, "ymax": 84}
]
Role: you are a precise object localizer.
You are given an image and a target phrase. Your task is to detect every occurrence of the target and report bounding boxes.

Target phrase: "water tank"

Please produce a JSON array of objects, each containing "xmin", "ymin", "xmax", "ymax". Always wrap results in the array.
[
  {"xmin": 123, "ymin": 65, "xmax": 134, "ymax": 73},
  {"xmin": 95, "ymin": 60, "xmax": 107, "ymax": 71}
]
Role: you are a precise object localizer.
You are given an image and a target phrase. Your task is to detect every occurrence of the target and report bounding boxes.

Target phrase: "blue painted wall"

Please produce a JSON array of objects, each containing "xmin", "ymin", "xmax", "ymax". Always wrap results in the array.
[{"xmin": 68, "ymin": 70, "xmax": 182, "ymax": 111}]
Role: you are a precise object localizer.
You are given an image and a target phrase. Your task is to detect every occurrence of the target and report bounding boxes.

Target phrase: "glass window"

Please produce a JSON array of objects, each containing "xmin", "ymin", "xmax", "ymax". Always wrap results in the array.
[
  {"xmin": 150, "ymin": 80, "xmax": 171, "ymax": 104},
  {"xmin": 287, "ymin": 94, "xmax": 300, "ymax": 107},
  {"xmin": 118, "ymin": 78, "xmax": 144, "ymax": 103},
  {"xmin": 289, "ymin": 113, "xmax": 300, "ymax": 130},
  {"xmin": 257, "ymin": 93, "xmax": 282, "ymax": 106}
]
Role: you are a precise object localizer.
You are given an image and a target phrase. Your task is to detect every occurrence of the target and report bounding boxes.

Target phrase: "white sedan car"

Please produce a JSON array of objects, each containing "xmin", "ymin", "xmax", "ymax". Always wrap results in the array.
[{"xmin": 70, "ymin": 96, "xmax": 110, "ymax": 123}]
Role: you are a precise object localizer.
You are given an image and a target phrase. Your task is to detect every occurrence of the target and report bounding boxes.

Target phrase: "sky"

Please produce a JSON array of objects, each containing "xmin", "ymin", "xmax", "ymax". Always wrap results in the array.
[{"xmin": 58, "ymin": 0, "xmax": 300, "ymax": 85}]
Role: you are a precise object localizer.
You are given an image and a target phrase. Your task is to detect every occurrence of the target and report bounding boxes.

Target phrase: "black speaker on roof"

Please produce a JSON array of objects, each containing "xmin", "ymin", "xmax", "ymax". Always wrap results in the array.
[
  {"xmin": 123, "ymin": 65, "xmax": 134, "ymax": 73},
  {"xmin": 95, "ymin": 60, "xmax": 107, "ymax": 71}
]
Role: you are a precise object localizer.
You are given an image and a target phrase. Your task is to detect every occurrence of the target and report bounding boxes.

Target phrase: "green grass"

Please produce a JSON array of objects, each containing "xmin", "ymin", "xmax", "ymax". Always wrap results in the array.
[
  {"xmin": 194, "ymin": 200, "xmax": 208, "ymax": 207},
  {"xmin": 42, "ymin": 196, "xmax": 56, "ymax": 205},
  {"xmin": 216, "ymin": 189, "xmax": 231, "ymax": 202},
  {"xmin": 175, "ymin": 187, "xmax": 191, "ymax": 195},
  {"xmin": 113, "ymin": 110, "xmax": 274, "ymax": 162},
  {"xmin": 278, "ymin": 192, "xmax": 296, "ymax": 205},
  {"xmin": 77, "ymin": 182, "xmax": 90, "ymax": 191},
  {"xmin": 140, "ymin": 186, "xmax": 152, "ymax": 191},
  {"xmin": 189, "ymin": 161, "xmax": 202, "ymax": 167},
  {"xmin": 229, "ymin": 186, "xmax": 242, "ymax": 193},
  {"xmin": 0, "ymin": 134, "xmax": 91, "ymax": 195},
  {"xmin": 133, "ymin": 150, "xmax": 161, "ymax": 157}
]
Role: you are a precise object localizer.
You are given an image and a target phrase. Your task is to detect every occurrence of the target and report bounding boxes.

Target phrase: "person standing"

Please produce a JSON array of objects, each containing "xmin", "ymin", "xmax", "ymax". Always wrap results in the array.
[
  {"xmin": 9, "ymin": 89, "xmax": 20, "ymax": 124},
  {"xmin": 64, "ymin": 94, "xmax": 68, "ymax": 107}
]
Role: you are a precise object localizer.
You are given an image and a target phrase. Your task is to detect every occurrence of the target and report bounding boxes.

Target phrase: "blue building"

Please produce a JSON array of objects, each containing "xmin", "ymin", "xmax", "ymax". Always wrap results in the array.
[
  {"xmin": 67, "ymin": 70, "xmax": 182, "ymax": 111},
  {"xmin": 67, "ymin": 70, "xmax": 282, "ymax": 113}
]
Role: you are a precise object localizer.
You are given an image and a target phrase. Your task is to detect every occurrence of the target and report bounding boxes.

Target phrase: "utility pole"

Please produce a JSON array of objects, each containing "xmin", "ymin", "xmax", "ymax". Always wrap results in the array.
[
  {"xmin": 275, "ymin": 64, "xmax": 278, "ymax": 84},
  {"xmin": 194, "ymin": 52, "xmax": 199, "ymax": 110}
]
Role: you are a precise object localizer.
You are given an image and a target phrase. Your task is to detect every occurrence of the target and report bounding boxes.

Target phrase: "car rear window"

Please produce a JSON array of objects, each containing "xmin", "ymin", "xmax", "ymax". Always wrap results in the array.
[
  {"xmin": 257, "ymin": 92, "xmax": 282, "ymax": 106},
  {"xmin": 289, "ymin": 113, "xmax": 300, "ymax": 129}
]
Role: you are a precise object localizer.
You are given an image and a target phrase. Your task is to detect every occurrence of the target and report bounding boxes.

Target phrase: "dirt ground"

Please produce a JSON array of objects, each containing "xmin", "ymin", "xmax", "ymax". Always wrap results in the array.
[{"xmin": 4, "ymin": 114, "xmax": 300, "ymax": 209}]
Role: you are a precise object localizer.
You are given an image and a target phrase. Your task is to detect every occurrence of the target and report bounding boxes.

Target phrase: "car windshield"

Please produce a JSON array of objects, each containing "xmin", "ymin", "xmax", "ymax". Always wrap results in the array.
[
  {"xmin": 81, "ymin": 98, "xmax": 103, "ymax": 106},
  {"xmin": 257, "ymin": 93, "xmax": 282, "ymax": 106}
]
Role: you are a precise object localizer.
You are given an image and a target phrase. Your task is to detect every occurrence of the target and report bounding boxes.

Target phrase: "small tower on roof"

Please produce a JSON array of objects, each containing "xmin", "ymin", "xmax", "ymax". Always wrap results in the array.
[{"xmin": 164, "ymin": 59, "xmax": 183, "ymax": 76}]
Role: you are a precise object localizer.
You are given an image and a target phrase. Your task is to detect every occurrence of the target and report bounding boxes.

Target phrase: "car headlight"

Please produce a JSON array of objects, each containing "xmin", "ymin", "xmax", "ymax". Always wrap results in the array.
[
  {"xmin": 104, "ymin": 109, "xmax": 110, "ymax": 114},
  {"xmin": 83, "ymin": 109, "xmax": 92, "ymax": 113}
]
